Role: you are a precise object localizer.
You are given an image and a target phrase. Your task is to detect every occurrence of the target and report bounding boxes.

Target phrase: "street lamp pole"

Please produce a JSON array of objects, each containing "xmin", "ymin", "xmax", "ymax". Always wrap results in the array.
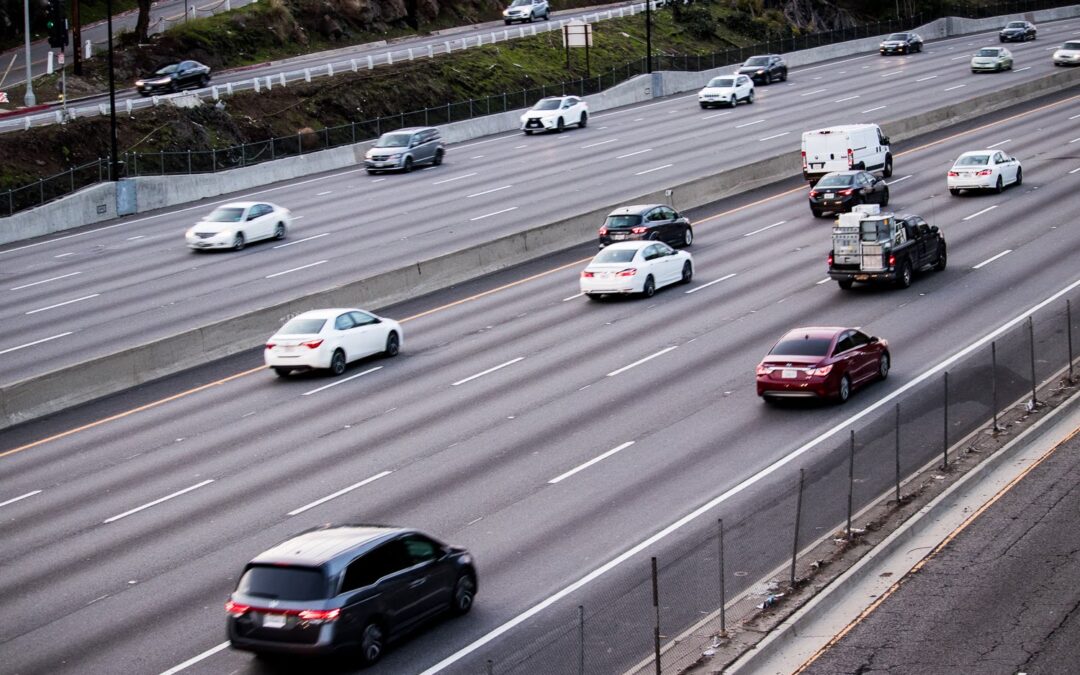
[
  {"xmin": 107, "ymin": 0, "xmax": 119, "ymax": 180},
  {"xmin": 23, "ymin": 0, "xmax": 36, "ymax": 106},
  {"xmin": 645, "ymin": 0, "xmax": 653, "ymax": 73}
]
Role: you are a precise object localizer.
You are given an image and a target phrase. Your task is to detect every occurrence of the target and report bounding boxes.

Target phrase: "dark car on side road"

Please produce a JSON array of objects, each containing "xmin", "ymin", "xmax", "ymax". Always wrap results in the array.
[
  {"xmin": 598, "ymin": 204, "xmax": 694, "ymax": 249},
  {"xmin": 736, "ymin": 54, "xmax": 788, "ymax": 83},
  {"xmin": 756, "ymin": 327, "xmax": 890, "ymax": 403},
  {"xmin": 809, "ymin": 170, "xmax": 889, "ymax": 218},
  {"xmin": 226, "ymin": 525, "xmax": 477, "ymax": 665},
  {"xmin": 135, "ymin": 60, "xmax": 211, "ymax": 95}
]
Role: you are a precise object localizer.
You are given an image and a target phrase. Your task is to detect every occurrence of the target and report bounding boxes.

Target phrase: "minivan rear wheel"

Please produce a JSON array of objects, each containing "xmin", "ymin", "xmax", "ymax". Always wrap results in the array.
[{"xmin": 359, "ymin": 622, "xmax": 385, "ymax": 665}]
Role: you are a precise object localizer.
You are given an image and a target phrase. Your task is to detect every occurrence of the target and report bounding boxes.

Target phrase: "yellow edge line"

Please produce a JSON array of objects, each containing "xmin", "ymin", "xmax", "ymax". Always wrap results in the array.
[
  {"xmin": 793, "ymin": 422, "xmax": 1080, "ymax": 674},
  {"xmin": 5, "ymin": 92, "xmax": 1077, "ymax": 458}
]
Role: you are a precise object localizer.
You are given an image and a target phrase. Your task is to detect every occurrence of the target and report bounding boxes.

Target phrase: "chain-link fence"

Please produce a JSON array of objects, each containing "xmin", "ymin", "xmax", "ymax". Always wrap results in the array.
[{"xmin": 459, "ymin": 289, "xmax": 1079, "ymax": 675}]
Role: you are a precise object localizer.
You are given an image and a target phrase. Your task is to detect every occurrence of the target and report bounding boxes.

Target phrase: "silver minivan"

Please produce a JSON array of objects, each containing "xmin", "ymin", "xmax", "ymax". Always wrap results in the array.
[{"xmin": 364, "ymin": 127, "xmax": 445, "ymax": 174}]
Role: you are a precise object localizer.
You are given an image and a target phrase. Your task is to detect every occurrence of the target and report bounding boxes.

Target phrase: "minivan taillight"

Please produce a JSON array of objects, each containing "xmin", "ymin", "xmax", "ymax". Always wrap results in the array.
[
  {"xmin": 225, "ymin": 600, "xmax": 251, "ymax": 617},
  {"xmin": 298, "ymin": 608, "xmax": 341, "ymax": 624}
]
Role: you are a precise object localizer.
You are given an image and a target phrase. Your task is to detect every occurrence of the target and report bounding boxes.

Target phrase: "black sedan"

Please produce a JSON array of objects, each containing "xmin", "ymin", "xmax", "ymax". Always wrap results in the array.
[
  {"xmin": 598, "ymin": 204, "xmax": 694, "ymax": 248},
  {"xmin": 135, "ymin": 60, "xmax": 211, "ymax": 96},
  {"xmin": 809, "ymin": 171, "xmax": 889, "ymax": 218},
  {"xmin": 736, "ymin": 54, "xmax": 787, "ymax": 84},
  {"xmin": 879, "ymin": 32, "xmax": 923, "ymax": 55},
  {"xmin": 999, "ymin": 21, "xmax": 1036, "ymax": 42}
]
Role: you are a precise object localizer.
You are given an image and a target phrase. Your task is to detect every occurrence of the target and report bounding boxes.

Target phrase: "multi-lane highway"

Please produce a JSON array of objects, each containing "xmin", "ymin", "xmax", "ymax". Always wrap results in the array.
[
  {"xmin": 2, "ymin": 18, "xmax": 1079, "ymax": 394},
  {"xmin": 2, "ymin": 81, "xmax": 1080, "ymax": 674}
]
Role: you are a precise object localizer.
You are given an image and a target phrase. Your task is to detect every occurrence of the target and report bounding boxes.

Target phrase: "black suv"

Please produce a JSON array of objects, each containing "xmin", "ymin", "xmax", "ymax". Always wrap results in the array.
[
  {"xmin": 226, "ymin": 525, "xmax": 477, "ymax": 664},
  {"xmin": 736, "ymin": 54, "xmax": 787, "ymax": 84},
  {"xmin": 598, "ymin": 204, "xmax": 694, "ymax": 249}
]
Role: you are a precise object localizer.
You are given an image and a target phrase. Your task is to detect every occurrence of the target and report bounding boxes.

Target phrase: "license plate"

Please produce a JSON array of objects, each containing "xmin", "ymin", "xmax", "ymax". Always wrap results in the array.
[
  {"xmin": 782, "ymin": 369, "xmax": 797, "ymax": 379},
  {"xmin": 855, "ymin": 274, "xmax": 869, "ymax": 281},
  {"xmin": 263, "ymin": 613, "xmax": 287, "ymax": 629},
  {"xmin": 610, "ymin": 233, "xmax": 627, "ymax": 240},
  {"xmin": 824, "ymin": 193, "xmax": 835, "ymax": 199}
]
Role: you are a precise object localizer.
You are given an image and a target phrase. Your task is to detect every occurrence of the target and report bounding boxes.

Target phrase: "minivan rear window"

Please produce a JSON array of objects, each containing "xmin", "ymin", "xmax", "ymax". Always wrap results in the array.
[
  {"xmin": 771, "ymin": 336, "xmax": 832, "ymax": 356},
  {"xmin": 237, "ymin": 565, "xmax": 327, "ymax": 601}
]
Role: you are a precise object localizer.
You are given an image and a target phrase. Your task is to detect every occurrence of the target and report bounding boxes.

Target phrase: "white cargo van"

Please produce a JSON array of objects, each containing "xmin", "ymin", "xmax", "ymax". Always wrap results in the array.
[{"xmin": 801, "ymin": 124, "xmax": 893, "ymax": 184}]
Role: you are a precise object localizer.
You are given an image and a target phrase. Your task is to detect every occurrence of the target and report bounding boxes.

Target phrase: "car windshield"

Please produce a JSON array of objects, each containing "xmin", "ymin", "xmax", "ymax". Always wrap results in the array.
[
  {"xmin": 815, "ymin": 174, "xmax": 854, "ymax": 187},
  {"xmin": 205, "ymin": 207, "xmax": 244, "ymax": 222},
  {"xmin": 593, "ymin": 249, "xmax": 637, "ymax": 264},
  {"xmin": 279, "ymin": 318, "xmax": 326, "ymax": 335},
  {"xmin": 771, "ymin": 335, "xmax": 832, "ymax": 357},
  {"xmin": 976, "ymin": 48, "xmax": 1000, "ymax": 57},
  {"xmin": 707, "ymin": 78, "xmax": 735, "ymax": 88},
  {"xmin": 375, "ymin": 133, "xmax": 411, "ymax": 148},
  {"xmin": 955, "ymin": 154, "xmax": 989, "ymax": 166},
  {"xmin": 532, "ymin": 99, "xmax": 561, "ymax": 110},
  {"xmin": 1063, "ymin": 41, "xmax": 1080, "ymax": 50},
  {"xmin": 236, "ymin": 565, "xmax": 326, "ymax": 601},
  {"xmin": 154, "ymin": 64, "xmax": 179, "ymax": 75},
  {"xmin": 1006, "ymin": 22, "xmax": 1026, "ymax": 28},
  {"xmin": 744, "ymin": 57, "xmax": 769, "ymax": 66},
  {"xmin": 605, "ymin": 214, "xmax": 642, "ymax": 229},
  {"xmin": 886, "ymin": 33, "xmax": 909, "ymax": 41},
  {"xmin": 510, "ymin": 0, "xmax": 531, "ymax": 5}
]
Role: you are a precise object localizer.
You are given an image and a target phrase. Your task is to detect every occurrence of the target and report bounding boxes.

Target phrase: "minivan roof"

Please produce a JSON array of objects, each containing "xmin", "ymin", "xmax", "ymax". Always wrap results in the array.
[{"xmin": 251, "ymin": 525, "xmax": 406, "ymax": 567}]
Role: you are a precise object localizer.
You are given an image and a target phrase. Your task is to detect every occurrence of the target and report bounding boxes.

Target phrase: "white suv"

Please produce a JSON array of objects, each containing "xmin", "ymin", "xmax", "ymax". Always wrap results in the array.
[
  {"xmin": 698, "ymin": 74, "xmax": 754, "ymax": 108},
  {"xmin": 504, "ymin": 0, "xmax": 549, "ymax": 24},
  {"xmin": 520, "ymin": 96, "xmax": 588, "ymax": 134}
]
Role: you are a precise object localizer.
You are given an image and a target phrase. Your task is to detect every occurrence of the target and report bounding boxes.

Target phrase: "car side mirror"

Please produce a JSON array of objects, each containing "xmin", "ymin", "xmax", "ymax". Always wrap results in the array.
[
  {"xmin": 247, "ymin": 213, "xmax": 258, "ymax": 221},
  {"xmin": 869, "ymin": 336, "xmax": 880, "ymax": 344},
  {"xmin": 930, "ymin": 225, "xmax": 939, "ymax": 233},
  {"xmin": 882, "ymin": 136, "xmax": 891, "ymax": 145}
]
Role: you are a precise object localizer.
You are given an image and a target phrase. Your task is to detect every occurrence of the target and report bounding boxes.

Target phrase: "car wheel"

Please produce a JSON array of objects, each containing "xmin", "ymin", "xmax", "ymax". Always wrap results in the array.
[
  {"xmin": 994, "ymin": 176, "xmax": 1004, "ymax": 193},
  {"xmin": 579, "ymin": 111, "xmax": 588, "ymax": 128},
  {"xmin": 1000, "ymin": 36, "xmax": 1006, "ymax": 42},
  {"xmin": 837, "ymin": 375, "xmax": 851, "ymax": 403},
  {"xmin": 433, "ymin": 149, "xmax": 444, "ymax": 166},
  {"xmin": 544, "ymin": 10, "xmax": 550, "ymax": 20},
  {"xmin": 935, "ymin": 245, "xmax": 947, "ymax": 271},
  {"xmin": 881, "ymin": 187, "xmax": 889, "ymax": 207},
  {"xmin": 199, "ymin": 75, "xmax": 209, "ymax": 88},
  {"xmin": 811, "ymin": 209, "xmax": 824, "ymax": 218},
  {"xmin": 557, "ymin": 117, "xmax": 565, "ymax": 133},
  {"xmin": 897, "ymin": 259, "xmax": 913, "ymax": 289},
  {"xmin": 504, "ymin": 19, "xmax": 511, "ymax": 25},
  {"xmin": 878, "ymin": 352, "xmax": 890, "ymax": 380},
  {"xmin": 642, "ymin": 275, "xmax": 655, "ymax": 298},
  {"xmin": 273, "ymin": 222, "xmax": 286, "ymax": 240},
  {"xmin": 366, "ymin": 169, "xmax": 378, "ymax": 175},
  {"xmin": 403, "ymin": 156, "xmax": 414, "ymax": 173},
  {"xmin": 384, "ymin": 331, "xmax": 400, "ymax": 357},
  {"xmin": 679, "ymin": 261, "xmax": 693, "ymax": 285},
  {"xmin": 329, "ymin": 349, "xmax": 347, "ymax": 376},
  {"xmin": 700, "ymin": 103, "xmax": 709, "ymax": 109},
  {"xmin": 647, "ymin": 231, "xmax": 660, "ymax": 241},
  {"xmin": 527, "ymin": 12, "xmax": 534, "ymax": 22},
  {"xmin": 232, "ymin": 233, "xmax": 245, "ymax": 251},
  {"xmin": 882, "ymin": 154, "xmax": 893, "ymax": 178},
  {"xmin": 682, "ymin": 227, "xmax": 693, "ymax": 247},
  {"xmin": 524, "ymin": 129, "xmax": 533, "ymax": 135},
  {"xmin": 1014, "ymin": 167, "xmax": 1022, "ymax": 186},
  {"xmin": 359, "ymin": 622, "xmax": 385, "ymax": 665},
  {"xmin": 451, "ymin": 575, "xmax": 476, "ymax": 616},
  {"xmin": 949, "ymin": 188, "xmax": 961, "ymax": 196},
  {"xmin": 728, "ymin": 95, "xmax": 736, "ymax": 107},
  {"xmin": 586, "ymin": 293, "xmax": 602, "ymax": 302},
  {"xmin": 747, "ymin": 89, "xmax": 755, "ymax": 103},
  {"xmin": 781, "ymin": 69, "xmax": 788, "ymax": 81},
  {"xmin": 837, "ymin": 279, "xmax": 854, "ymax": 290},
  {"xmin": 273, "ymin": 367, "xmax": 291, "ymax": 378}
]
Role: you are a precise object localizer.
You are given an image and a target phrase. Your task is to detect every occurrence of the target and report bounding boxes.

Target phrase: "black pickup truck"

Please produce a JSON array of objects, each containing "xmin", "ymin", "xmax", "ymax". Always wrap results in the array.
[{"xmin": 828, "ymin": 213, "xmax": 947, "ymax": 289}]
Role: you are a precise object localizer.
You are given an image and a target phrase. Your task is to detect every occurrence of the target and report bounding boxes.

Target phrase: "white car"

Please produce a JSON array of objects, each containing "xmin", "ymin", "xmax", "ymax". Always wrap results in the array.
[
  {"xmin": 580, "ymin": 240, "xmax": 693, "ymax": 300},
  {"xmin": 947, "ymin": 150, "xmax": 1022, "ymax": 194},
  {"xmin": 264, "ymin": 309, "xmax": 402, "ymax": 377},
  {"xmin": 520, "ymin": 96, "xmax": 588, "ymax": 134},
  {"xmin": 1053, "ymin": 40, "xmax": 1080, "ymax": 66},
  {"xmin": 186, "ymin": 202, "xmax": 291, "ymax": 251},
  {"xmin": 698, "ymin": 74, "xmax": 755, "ymax": 108},
  {"xmin": 503, "ymin": 0, "xmax": 548, "ymax": 24}
]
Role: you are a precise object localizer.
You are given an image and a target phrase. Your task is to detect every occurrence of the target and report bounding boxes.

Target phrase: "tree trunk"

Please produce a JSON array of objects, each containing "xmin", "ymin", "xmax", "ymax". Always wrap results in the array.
[{"xmin": 135, "ymin": 0, "xmax": 151, "ymax": 43}]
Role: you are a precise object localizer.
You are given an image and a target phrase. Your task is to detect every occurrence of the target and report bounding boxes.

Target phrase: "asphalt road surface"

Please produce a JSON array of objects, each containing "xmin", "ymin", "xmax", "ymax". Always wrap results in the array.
[
  {"xmin": 2, "ymin": 88, "xmax": 1080, "ymax": 674},
  {"xmin": 2, "ymin": 19, "xmax": 1078, "ymax": 389}
]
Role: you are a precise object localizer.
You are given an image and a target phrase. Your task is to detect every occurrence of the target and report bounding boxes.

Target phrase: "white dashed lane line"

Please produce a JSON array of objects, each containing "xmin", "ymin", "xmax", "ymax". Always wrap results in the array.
[
  {"xmin": 617, "ymin": 148, "xmax": 652, "ymax": 159},
  {"xmin": 0, "ymin": 332, "xmax": 73, "ymax": 355},
  {"xmin": 685, "ymin": 273, "xmax": 737, "ymax": 294},
  {"xmin": 834, "ymin": 95, "xmax": 859, "ymax": 103},
  {"xmin": 286, "ymin": 471, "xmax": 392, "ymax": 516},
  {"xmin": 0, "ymin": 490, "xmax": 43, "ymax": 509},
  {"xmin": 735, "ymin": 119, "xmax": 765, "ymax": 128},
  {"xmin": 103, "ymin": 480, "xmax": 214, "ymax": 524},
  {"xmin": 582, "ymin": 139, "xmax": 618, "ymax": 149},
  {"xmin": 972, "ymin": 249, "xmax": 1012, "ymax": 269},
  {"xmin": 562, "ymin": 292, "xmax": 584, "ymax": 302},
  {"xmin": 451, "ymin": 357, "xmax": 525, "ymax": 386},
  {"xmin": 945, "ymin": 84, "xmax": 966, "ymax": 91},
  {"xmin": 743, "ymin": 221, "xmax": 787, "ymax": 237},
  {"xmin": 433, "ymin": 172, "xmax": 478, "ymax": 185},
  {"xmin": 273, "ymin": 232, "xmax": 330, "ymax": 249},
  {"xmin": 759, "ymin": 132, "xmax": 789, "ymax": 142},
  {"xmin": 702, "ymin": 111, "xmax": 732, "ymax": 120},
  {"xmin": 1015, "ymin": 66, "xmax": 1031, "ymax": 72},
  {"xmin": 862, "ymin": 106, "xmax": 887, "ymax": 113},
  {"xmin": 987, "ymin": 139, "xmax": 1011, "ymax": 148},
  {"xmin": 264, "ymin": 260, "xmax": 327, "ymax": 279},
  {"xmin": 466, "ymin": 185, "xmax": 513, "ymax": 198},
  {"xmin": 635, "ymin": 164, "xmax": 673, "ymax": 176},
  {"xmin": 963, "ymin": 205, "xmax": 999, "ymax": 221},
  {"xmin": 547, "ymin": 441, "xmax": 636, "ymax": 484},
  {"xmin": 25, "ymin": 294, "xmax": 100, "ymax": 315},
  {"xmin": 470, "ymin": 207, "xmax": 518, "ymax": 221},
  {"xmin": 816, "ymin": 277, "xmax": 832, "ymax": 285},
  {"xmin": 54, "ymin": 252, "xmax": 75, "ymax": 258},
  {"xmin": 302, "ymin": 366, "xmax": 383, "ymax": 396},
  {"xmin": 9, "ymin": 271, "xmax": 81, "ymax": 291},
  {"xmin": 606, "ymin": 346, "xmax": 677, "ymax": 378},
  {"xmin": 916, "ymin": 75, "xmax": 938, "ymax": 82},
  {"xmin": 800, "ymin": 89, "xmax": 827, "ymax": 96},
  {"xmin": 887, "ymin": 175, "xmax": 913, "ymax": 185}
]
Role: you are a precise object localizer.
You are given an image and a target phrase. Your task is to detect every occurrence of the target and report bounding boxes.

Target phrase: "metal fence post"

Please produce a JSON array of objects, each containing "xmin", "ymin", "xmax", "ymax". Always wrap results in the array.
[
  {"xmin": 1028, "ymin": 316, "xmax": 1038, "ymax": 408},
  {"xmin": 7, "ymin": 189, "xmax": 12, "ymax": 216},
  {"xmin": 212, "ymin": 149, "xmax": 216, "ymax": 173},
  {"xmin": 942, "ymin": 371, "xmax": 949, "ymax": 469},
  {"xmin": 39, "ymin": 178, "xmax": 44, "ymax": 205},
  {"xmin": 486, "ymin": 659, "xmax": 493, "ymax": 675},
  {"xmin": 894, "ymin": 403, "xmax": 901, "ymax": 503},
  {"xmin": 1068, "ymin": 300, "xmax": 1075, "ymax": 383},
  {"xmin": 70, "ymin": 167, "xmax": 74, "ymax": 193},
  {"xmin": 187, "ymin": 149, "xmax": 191, "ymax": 174},
  {"xmin": 846, "ymin": 429, "xmax": 855, "ymax": 539},
  {"xmin": 790, "ymin": 468, "xmax": 804, "ymax": 588},
  {"xmin": 652, "ymin": 556, "xmax": 661, "ymax": 675},
  {"xmin": 718, "ymin": 518, "xmax": 726, "ymax": 636},
  {"xmin": 160, "ymin": 150, "xmax": 164, "ymax": 175},
  {"xmin": 578, "ymin": 604, "xmax": 585, "ymax": 675}
]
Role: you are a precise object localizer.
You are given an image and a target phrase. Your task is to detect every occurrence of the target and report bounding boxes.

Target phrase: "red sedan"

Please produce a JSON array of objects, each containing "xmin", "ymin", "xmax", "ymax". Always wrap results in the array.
[{"xmin": 756, "ymin": 327, "xmax": 890, "ymax": 403}]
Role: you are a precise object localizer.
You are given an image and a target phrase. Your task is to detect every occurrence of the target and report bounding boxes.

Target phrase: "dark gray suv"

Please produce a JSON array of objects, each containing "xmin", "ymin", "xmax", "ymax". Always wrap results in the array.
[
  {"xmin": 364, "ymin": 127, "xmax": 445, "ymax": 174},
  {"xmin": 226, "ymin": 525, "xmax": 477, "ymax": 664}
]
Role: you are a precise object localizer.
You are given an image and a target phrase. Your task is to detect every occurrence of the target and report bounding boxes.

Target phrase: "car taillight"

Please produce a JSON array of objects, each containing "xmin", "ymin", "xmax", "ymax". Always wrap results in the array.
[
  {"xmin": 598, "ymin": 226, "xmax": 608, "ymax": 236},
  {"xmin": 301, "ymin": 339, "xmax": 324, "ymax": 349},
  {"xmin": 755, "ymin": 364, "xmax": 770, "ymax": 376},
  {"xmin": 827, "ymin": 253, "xmax": 834, "ymax": 266},
  {"xmin": 616, "ymin": 268, "xmax": 637, "ymax": 277},
  {"xmin": 976, "ymin": 169, "xmax": 993, "ymax": 176},
  {"xmin": 809, "ymin": 190, "xmax": 819, "ymax": 198},
  {"xmin": 265, "ymin": 343, "xmax": 275, "ymax": 350},
  {"xmin": 298, "ymin": 608, "xmax": 341, "ymax": 623},
  {"xmin": 947, "ymin": 171, "xmax": 959, "ymax": 177},
  {"xmin": 801, "ymin": 150, "xmax": 807, "ymax": 168},
  {"xmin": 225, "ymin": 600, "xmax": 250, "ymax": 617},
  {"xmin": 813, "ymin": 365, "xmax": 833, "ymax": 377},
  {"xmin": 630, "ymin": 226, "xmax": 648, "ymax": 234},
  {"xmin": 581, "ymin": 271, "xmax": 595, "ymax": 278},
  {"xmin": 847, "ymin": 148, "xmax": 853, "ymax": 167},
  {"xmin": 839, "ymin": 188, "xmax": 854, "ymax": 196},
  {"xmin": 888, "ymin": 254, "xmax": 896, "ymax": 266}
]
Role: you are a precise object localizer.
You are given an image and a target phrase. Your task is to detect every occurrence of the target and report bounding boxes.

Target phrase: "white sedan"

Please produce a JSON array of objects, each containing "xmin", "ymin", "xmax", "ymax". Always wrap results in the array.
[
  {"xmin": 186, "ymin": 202, "xmax": 291, "ymax": 251},
  {"xmin": 265, "ymin": 308, "xmax": 402, "ymax": 377},
  {"xmin": 1053, "ymin": 40, "xmax": 1080, "ymax": 66},
  {"xmin": 580, "ymin": 240, "xmax": 693, "ymax": 300},
  {"xmin": 947, "ymin": 150, "xmax": 1022, "ymax": 194},
  {"xmin": 698, "ymin": 74, "xmax": 755, "ymax": 108},
  {"xmin": 520, "ymin": 96, "xmax": 588, "ymax": 134}
]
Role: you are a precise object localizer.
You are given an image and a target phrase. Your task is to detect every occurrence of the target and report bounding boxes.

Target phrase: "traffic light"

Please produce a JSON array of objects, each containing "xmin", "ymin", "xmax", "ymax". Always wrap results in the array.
[{"xmin": 46, "ymin": 0, "xmax": 69, "ymax": 49}]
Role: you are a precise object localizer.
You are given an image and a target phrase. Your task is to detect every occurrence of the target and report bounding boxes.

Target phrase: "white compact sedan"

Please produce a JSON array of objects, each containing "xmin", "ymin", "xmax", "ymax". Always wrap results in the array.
[
  {"xmin": 186, "ymin": 202, "xmax": 291, "ymax": 251},
  {"xmin": 580, "ymin": 240, "xmax": 693, "ymax": 300},
  {"xmin": 698, "ymin": 74, "xmax": 755, "ymax": 108},
  {"xmin": 265, "ymin": 309, "xmax": 402, "ymax": 377},
  {"xmin": 1053, "ymin": 40, "xmax": 1080, "ymax": 66},
  {"xmin": 947, "ymin": 150, "xmax": 1022, "ymax": 194},
  {"xmin": 520, "ymin": 96, "xmax": 588, "ymax": 134}
]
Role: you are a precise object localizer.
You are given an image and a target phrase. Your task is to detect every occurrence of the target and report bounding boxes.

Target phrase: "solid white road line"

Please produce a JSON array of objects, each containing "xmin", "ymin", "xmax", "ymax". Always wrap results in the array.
[
  {"xmin": 606, "ymin": 346, "xmax": 677, "ymax": 377},
  {"xmin": 9, "ymin": 271, "xmax": 81, "ymax": 290},
  {"xmin": 548, "ymin": 442, "xmax": 635, "ymax": 484},
  {"xmin": 635, "ymin": 164, "xmax": 673, "ymax": 176},
  {"xmin": 286, "ymin": 471, "xmax": 393, "ymax": 516},
  {"xmin": 265, "ymin": 260, "xmax": 327, "ymax": 278},
  {"xmin": 470, "ymin": 207, "xmax": 518, "ymax": 221},
  {"xmin": 302, "ymin": 366, "xmax": 383, "ymax": 396},
  {"xmin": 800, "ymin": 89, "xmax": 827, "ymax": 96},
  {"xmin": 861, "ymin": 105, "xmax": 887, "ymax": 113},
  {"xmin": 834, "ymin": 95, "xmax": 859, "ymax": 103},
  {"xmin": 467, "ymin": 185, "xmax": 513, "ymax": 198},
  {"xmin": 887, "ymin": 175, "xmax": 913, "ymax": 185},
  {"xmin": 743, "ymin": 220, "xmax": 787, "ymax": 237},
  {"xmin": 25, "ymin": 294, "xmax": 99, "ymax": 315},
  {"xmin": 433, "ymin": 172, "xmax": 478, "ymax": 185},
  {"xmin": 685, "ymin": 273, "xmax": 737, "ymax": 294},
  {"xmin": 944, "ymin": 84, "xmax": 966, "ymax": 91},
  {"xmin": 273, "ymin": 232, "xmax": 330, "ymax": 249},
  {"xmin": 0, "ymin": 332, "xmax": 73, "ymax": 356},
  {"xmin": 963, "ymin": 205, "xmax": 999, "ymax": 221},
  {"xmin": 972, "ymin": 249, "xmax": 1013, "ymax": 269},
  {"xmin": 452, "ymin": 357, "xmax": 525, "ymax": 386},
  {"xmin": 562, "ymin": 292, "xmax": 584, "ymax": 302},
  {"xmin": 0, "ymin": 490, "xmax": 42, "ymax": 508},
  {"xmin": 916, "ymin": 75, "xmax": 938, "ymax": 82},
  {"xmin": 103, "ymin": 480, "xmax": 214, "ymax": 524},
  {"xmin": 987, "ymin": 138, "xmax": 1011, "ymax": 148},
  {"xmin": 735, "ymin": 119, "xmax": 765, "ymax": 128},
  {"xmin": 158, "ymin": 642, "xmax": 230, "ymax": 675},
  {"xmin": 617, "ymin": 148, "xmax": 652, "ymax": 159},
  {"xmin": 416, "ymin": 274, "xmax": 1080, "ymax": 675},
  {"xmin": 582, "ymin": 139, "xmax": 618, "ymax": 149},
  {"xmin": 759, "ymin": 132, "xmax": 790, "ymax": 142}
]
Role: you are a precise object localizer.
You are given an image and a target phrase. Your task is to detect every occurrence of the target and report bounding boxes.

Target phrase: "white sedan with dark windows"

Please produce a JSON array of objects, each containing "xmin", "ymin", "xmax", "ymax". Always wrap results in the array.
[
  {"xmin": 947, "ymin": 150, "xmax": 1022, "ymax": 194},
  {"xmin": 697, "ymin": 74, "xmax": 755, "ymax": 108},
  {"xmin": 580, "ymin": 240, "xmax": 693, "ymax": 300},
  {"xmin": 185, "ymin": 202, "xmax": 291, "ymax": 251},
  {"xmin": 264, "ymin": 309, "xmax": 402, "ymax": 377},
  {"xmin": 520, "ymin": 96, "xmax": 588, "ymax": 134}
]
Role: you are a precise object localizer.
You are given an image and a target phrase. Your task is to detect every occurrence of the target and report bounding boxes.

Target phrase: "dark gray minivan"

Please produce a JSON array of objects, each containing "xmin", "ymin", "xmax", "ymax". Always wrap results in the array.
[
  {"xmin": 226, "ymin": 525, "xmax": 477, "ymax": 664},
  {"xmin": 364, "ymin": 127, "xmax": 445, "ymax": 174}
]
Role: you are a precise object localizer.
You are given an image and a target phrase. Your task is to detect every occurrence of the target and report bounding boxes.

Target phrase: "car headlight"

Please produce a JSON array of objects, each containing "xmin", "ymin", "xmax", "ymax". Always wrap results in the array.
[
  {"xmin": 756, "ymin": 69, "xmax": 765, "ymax": 74},
  {"xmin": 389, "ymin": 153, "xmax": 402, "ymax": 160},
  {"xmin": 220, "ymin": 229, "xmax": 233, "ymax": 238},
  {"xmin": 135, "ymin": 80, "xmax": 145, "ymax": 86}
]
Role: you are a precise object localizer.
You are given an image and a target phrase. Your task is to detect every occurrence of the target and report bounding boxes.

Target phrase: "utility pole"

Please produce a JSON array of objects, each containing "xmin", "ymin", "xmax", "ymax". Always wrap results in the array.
[
  {"xmin": 107, "ymin": 0, "xmax": 119, "ymax": 180},
  {"xmin": 23, "ymin": 0, "xmax": 36, "ymax": 106},
  {"xmin": 72, "ymin": 0, "xmax": 82, "ymax": 76},
  {"xmin": 645, "ymin": 0, "xmax": 653, "ymax": 73}
]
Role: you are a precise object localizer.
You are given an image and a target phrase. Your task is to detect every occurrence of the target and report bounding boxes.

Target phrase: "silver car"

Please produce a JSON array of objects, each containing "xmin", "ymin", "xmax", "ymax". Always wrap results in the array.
[
  {"xmin": 971, "ymin": 47, "xmax": 1013, "ymax": 72},
  {"xmin": 364, "ymin": 127, "xmax": 445, "ymax": 174},
  {"xmin": 504, "ymin": 0, "xmax": 549, "ymax": 24}
]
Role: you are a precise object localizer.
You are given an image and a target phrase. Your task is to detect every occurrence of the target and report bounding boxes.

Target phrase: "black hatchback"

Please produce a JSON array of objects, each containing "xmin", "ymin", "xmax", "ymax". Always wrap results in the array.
[
  {"xmin": 226, "ymin": 525, "xmax": 477, "ymax": 664},
  {"xmin": 598, "ymin": 204, "xmax": 694, "ymax": 248},
  {"xmin": 737, "ymin": 54, "xmax": 787, "ymax": 84},
  {"xmin": 808, "ymin": 171, "xmax": 889, "ymax": 217}
]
